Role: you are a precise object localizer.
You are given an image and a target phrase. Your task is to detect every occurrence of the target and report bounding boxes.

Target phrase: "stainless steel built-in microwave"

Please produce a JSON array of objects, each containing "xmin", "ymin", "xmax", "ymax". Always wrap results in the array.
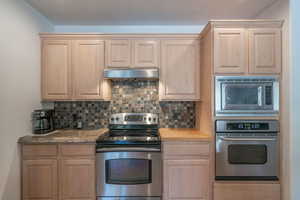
[{"xmin": 215, "ymin": 76, "xmax": 279, "ymax": 116}]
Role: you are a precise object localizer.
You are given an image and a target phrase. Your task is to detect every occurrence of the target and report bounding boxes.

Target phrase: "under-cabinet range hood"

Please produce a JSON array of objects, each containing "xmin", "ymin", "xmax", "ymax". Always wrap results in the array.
[{"xmin": 103, "ymin": 68, "xmax": 159, "ymax": 79}]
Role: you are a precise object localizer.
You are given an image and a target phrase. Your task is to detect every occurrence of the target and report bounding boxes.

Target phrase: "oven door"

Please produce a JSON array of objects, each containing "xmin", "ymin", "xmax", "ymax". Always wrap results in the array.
[
  {"xmin": 96, "ymin": 149, "xmax": 162, "ymax": 198},
  {"xmin": 215, "ymin": 134, "xmax": 279, "ymax": 180}
]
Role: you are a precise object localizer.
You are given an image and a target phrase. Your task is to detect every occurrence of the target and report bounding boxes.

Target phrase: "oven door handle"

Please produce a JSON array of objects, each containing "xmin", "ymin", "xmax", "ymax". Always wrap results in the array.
[
  {"xmin": 96, "ymin": 147, "xmax": 161, "ymax": 153},
  {"xmin": 219, "ymin": 136, "xmax": 277, "ymax": 142},
  {"xmin": 258, "ymin": 86, "xmax": 263, "ymax": 106}
]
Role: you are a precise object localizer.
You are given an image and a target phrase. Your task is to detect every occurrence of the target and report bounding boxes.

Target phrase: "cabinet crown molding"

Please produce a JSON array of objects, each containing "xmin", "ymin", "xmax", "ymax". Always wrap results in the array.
[
  {"xmin": 209, "ymin": 19, "xmax": 284, "ymax": 28},
  {"xmin": 39, "ymin": 33, "xmax": 202, "ymax": 40},
  {"xmin": 201, "ymin": 19, "xmax": 284, "ymax": 36}
]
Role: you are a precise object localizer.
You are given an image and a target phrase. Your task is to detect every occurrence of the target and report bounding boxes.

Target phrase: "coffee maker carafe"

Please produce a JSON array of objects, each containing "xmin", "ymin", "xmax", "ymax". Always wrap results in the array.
[{"xmin": 32, "ymin": 109, "xmax": 54, "ymax": 134}]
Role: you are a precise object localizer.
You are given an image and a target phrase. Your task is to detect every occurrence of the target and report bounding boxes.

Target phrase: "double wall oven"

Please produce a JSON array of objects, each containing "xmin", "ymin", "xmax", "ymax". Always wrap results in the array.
[{"xmin": 214, "ymin": 76, "xmax": 280, "ymax": 181}]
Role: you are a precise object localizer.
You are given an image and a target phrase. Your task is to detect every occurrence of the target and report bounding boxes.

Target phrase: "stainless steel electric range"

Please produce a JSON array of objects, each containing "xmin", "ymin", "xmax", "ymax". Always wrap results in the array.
[{"xmin": 96, "ymin": 113, "xmax": 162, "ymax": 200}]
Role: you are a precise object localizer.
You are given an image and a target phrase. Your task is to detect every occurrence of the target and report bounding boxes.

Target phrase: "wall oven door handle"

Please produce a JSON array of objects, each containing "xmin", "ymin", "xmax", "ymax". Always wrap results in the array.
[
  {"xmin": 96, "ymin": 147, "xmax": 161, "ymax": 153},
  {"xmin": 219, "ymin": 136, "xmax": 277, "ymax": 142}
]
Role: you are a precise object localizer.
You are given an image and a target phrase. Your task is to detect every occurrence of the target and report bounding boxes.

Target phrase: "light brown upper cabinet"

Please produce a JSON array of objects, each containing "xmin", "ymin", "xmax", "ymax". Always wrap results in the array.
[
  {"xmin": 249, "ymin": 29, "xmax": 282, "ymax": 74},
  {"xmin": 42, "ymin": 40, "xmax": 72, "ymax": 100},
  {"xmin": 214, "ymin": 29, "xmax": 247, "ymax": 74},
  {"xmin": 208, "ymin": 20, "xmax": 283, "ymax": 75},
  {"xmin": 133, "ymin": 40, "xmax": 160, "ymax": 67},
  {"xmin": 160, "ymin": 39, "xmax": 200, "ymax": 100},
  {"xmin": 41, "ymin": 38, "xmax": 111, "ymax": 101},
  {"xmin": 73, "ymin": 40, "xmax": 106, "ymax": 100},
  {"xmin": 105, "ymin": 39, "xmax": 160, "ymax": 68},
  {"xmin": 105, "ymin": 39, "xmax": 131, "ymax": 67}
]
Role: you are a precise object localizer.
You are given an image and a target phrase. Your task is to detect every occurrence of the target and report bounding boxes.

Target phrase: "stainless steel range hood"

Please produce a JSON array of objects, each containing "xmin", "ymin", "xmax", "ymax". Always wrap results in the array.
[{"xmin": 103, "ymin": 68, "xmax": 159, "ymax": 79}]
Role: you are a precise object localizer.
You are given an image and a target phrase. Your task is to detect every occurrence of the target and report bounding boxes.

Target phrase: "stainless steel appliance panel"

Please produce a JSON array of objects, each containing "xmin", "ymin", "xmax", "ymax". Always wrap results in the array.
[
  {"xmin": 109, "ymin": 113, "xmax": 158, "ymax": 125},
  {"xmin": 96, "ymin": 151, "xmax": 162, "ymax": 197},
  {"xmin": 104, "ymin": 68, "xmax": 159, "ymax": 79},
  {"xmin": 216, "ymin": 120, "xmax": 279, "ymax": 133}
]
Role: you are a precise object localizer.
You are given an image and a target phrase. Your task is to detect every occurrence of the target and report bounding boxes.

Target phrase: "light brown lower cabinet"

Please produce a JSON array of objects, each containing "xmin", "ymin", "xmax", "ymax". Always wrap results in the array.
[
  {"xmin": 163, "ymin": 141, "xmax": 211, "ymax": 200},
  {"xmin": 22, "ymin": 144, "xmax": 95, "ymax": 200},
  {"xmin": 60, "ymin": 159, "xmax": 95, "ymax": 200},
  {"xmin": 22, "ymin": 159, "xmax": 58, "ymax": 200},
  {"xmin": 164, "ymin": 159, "xmax": 209, "ymax": 200},
  {"xmin": 213, "ymin": 182, "xmax": 281, "ymax": 200}
]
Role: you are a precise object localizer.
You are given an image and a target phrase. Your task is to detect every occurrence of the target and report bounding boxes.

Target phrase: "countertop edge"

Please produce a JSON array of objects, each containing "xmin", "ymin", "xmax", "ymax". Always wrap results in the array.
[
  {"xmin": 18, "ymin": 128, "xmax": 213, "ymax": 144},
  {"xmin": 18, "ymin": 128, "xmax": 108, "ymax": 144}
]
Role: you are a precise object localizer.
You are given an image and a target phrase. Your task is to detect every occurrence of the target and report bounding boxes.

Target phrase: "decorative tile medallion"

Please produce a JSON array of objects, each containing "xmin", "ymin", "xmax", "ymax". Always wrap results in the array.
[{"xmin": 53, "ymin": 80, "xmax": 196, "ymax": 129}]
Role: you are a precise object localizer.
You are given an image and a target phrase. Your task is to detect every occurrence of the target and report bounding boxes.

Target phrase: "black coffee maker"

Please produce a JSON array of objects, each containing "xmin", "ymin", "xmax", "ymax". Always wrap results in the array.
[{"xmin": 32, "ymin": 109, "xmax": 54, "ymax": 134}]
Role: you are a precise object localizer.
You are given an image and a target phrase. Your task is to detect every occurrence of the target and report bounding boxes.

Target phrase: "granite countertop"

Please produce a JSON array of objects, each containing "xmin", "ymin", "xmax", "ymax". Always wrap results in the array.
[
  {"xmin": 159, "ymin": 128, "xmax": 212, "ymax": 141},
  {"xmin": 18, "ymin": 128, "xmax": 108, "ymax": 144},
  {"xmin": 18, "ymin": 128, "xmax": 212, "ymax": 144}
]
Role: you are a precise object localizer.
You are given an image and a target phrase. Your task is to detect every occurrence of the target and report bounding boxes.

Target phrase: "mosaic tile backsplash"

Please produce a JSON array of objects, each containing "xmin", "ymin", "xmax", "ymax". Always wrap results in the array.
[{"xmin": 53, "ymin": 80, "xmax": 196, "ymax": 129}]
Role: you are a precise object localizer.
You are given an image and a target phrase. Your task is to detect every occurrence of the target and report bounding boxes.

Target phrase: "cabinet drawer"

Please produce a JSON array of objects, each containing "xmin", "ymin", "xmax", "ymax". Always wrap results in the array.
[
  {"xmin": 214, "ymin": 182, "xmax": 280, "ymax": 200},
  {"xmin": 163, "ymin": 142, "xmax": 210, "ymax": 157},
  {"xmin": 22, "ymin": 145, "xmax": 57, "ymax": 157},
  {"xmin": 60, "ymin": 144, "xmax": 95, "ymax": 156}
]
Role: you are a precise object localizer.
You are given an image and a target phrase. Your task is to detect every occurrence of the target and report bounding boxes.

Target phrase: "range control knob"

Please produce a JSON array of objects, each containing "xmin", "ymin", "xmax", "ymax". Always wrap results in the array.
[
  {"xmin": 111, "ymin": 118, "xmax": 114, "ymax": 121},
  {"xmin": 148, "ymin": 117, "xmax": 152, "ymax": 121},
  {"xmin": 153, "ymin": 118, "xmax": 156, "ymax": 122},
  {"xmin": 116, "ymin": 117, "xmax": 119, "ymax": 121}
]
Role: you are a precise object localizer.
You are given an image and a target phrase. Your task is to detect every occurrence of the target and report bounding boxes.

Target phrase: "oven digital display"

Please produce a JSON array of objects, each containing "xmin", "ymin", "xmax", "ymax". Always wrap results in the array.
[
  {"xmin": 125, "ymin": 115, "xmax": 144, "ymax": 122},
  {"xmin": 227, "ymin": 123, "xmax": 269, "ymax": 130}
]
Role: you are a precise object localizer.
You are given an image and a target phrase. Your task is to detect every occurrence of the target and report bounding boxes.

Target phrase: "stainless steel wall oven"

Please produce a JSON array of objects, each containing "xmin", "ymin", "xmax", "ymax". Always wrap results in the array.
[
  {"xmin": 215, "ymin": 120, "xmax": 279, "ymax": 181},
  {"xmin": 215, "ymin": 76, "xmax": 279, "ymax": 116}
]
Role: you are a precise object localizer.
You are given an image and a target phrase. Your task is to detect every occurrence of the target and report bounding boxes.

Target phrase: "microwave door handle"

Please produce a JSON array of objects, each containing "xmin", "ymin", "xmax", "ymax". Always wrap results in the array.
[
  {"xmin": 219, "ymin": 136, "xmax": 276, "ymax": 142},
  {"xmin": 258, "ymin": 86, "xmax": 263, "ymax": 106}
]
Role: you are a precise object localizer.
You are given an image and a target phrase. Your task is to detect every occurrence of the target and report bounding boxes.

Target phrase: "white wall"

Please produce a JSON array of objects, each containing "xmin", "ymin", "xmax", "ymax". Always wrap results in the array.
[
  {"xmin": 0, "ymin": 0, "xmax": 53, "ymax": 199},
  {"xmin": 289, "ymin": 0, "xmax": 300, "ymax": 199},
  {"xmin": 261, "ymin": 0, "xmax": 300, "ymax": 199},
  {"xmin": 54, "ymin": 25, "xmax": 205, "ymax": 33},
  {"xmin": 255, "ymin": 0, "xmax": 290, "ymax": 199}
]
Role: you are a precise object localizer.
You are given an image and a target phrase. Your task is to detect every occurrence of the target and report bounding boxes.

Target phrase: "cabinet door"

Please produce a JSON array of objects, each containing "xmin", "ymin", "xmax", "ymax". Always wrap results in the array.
[
  {"xmin": 214, "ymin": 29, "xmax": 247, "ymax": 74},
  {"xmin": 249, "ymin": 29, "xmax": 281, "ymax": 74},
  {"xmin": 73, "ymin": 40, "xmax": 105, "ymax": 100},
  {"xmin": 160, "ymin": 40, "xmax": 200, "ymax": 100},
  {"xmin": 42, "ymin": 40, "xmax": 72, "ymax": 100},
  {"xmin": 105, "ymin": 39, "xmax": 131, "ymax": 67},
  {"xmin": 133, "ymin": 40, "xmax": 159, "ymax": 67},
  {"xmin": 163, "ymin": 159, "xmax": 209, "ymax": 200},
  {"xmin": 60, "ymin": 159, "xmax": 95, "ymax": 200},
  {"xmin": 22, "ymin": 159, "xmax": 58, "ymax": 200}
]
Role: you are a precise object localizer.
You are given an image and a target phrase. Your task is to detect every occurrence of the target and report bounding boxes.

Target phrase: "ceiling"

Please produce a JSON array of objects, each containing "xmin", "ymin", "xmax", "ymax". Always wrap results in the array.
[{"xmin": 25, "ymin": 0, "xmax": 279, "ymax": 25}]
